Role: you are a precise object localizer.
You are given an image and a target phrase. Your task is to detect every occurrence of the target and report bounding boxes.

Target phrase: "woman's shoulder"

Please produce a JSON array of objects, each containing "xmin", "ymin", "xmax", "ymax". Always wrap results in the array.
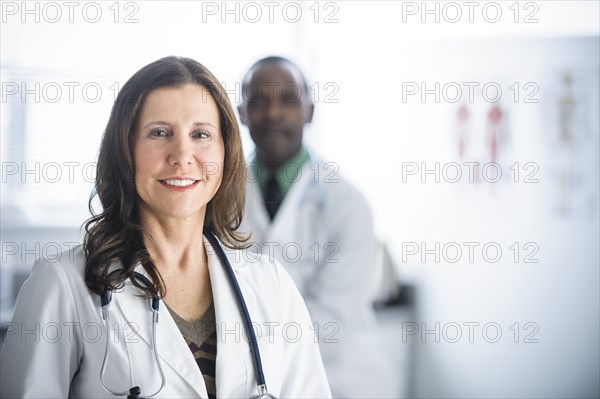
[
  {"xmin": 226, "ymin": 248, "xmax": 314, "ymax": 330},
  {"xmin": 26, "ymin": 244, "xmax": 87, "ymax": 293},
  {"xmin": 31, "ymin": 244, "xmax": 85, "ymax": 275},
  {"xmin": 228, "ymin": 248, "xmax": 302, "ymax": 298}
]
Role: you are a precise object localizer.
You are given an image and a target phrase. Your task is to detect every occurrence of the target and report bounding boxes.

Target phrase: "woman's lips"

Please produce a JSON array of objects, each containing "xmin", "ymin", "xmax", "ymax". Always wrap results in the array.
[{"xmin": 159, "ymin": 179, "xmax": 200, "ymax": 191}]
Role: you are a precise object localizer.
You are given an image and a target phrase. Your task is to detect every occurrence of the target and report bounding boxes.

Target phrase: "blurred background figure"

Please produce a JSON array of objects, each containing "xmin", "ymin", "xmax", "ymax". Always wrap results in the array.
[{"xmin": 237, "ymin": 56, "xmax": 399, "ymax": 398}]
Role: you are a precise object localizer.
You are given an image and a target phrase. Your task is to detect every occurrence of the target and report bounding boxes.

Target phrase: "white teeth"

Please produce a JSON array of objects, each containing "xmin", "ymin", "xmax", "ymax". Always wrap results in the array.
[{"xmin": 163, "ymin": 179, "xmax": 196, "ymax": 187}]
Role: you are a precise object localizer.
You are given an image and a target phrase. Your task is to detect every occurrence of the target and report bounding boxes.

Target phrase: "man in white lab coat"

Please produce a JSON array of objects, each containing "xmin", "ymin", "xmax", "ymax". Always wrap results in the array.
[{"xmin": 238, "ymin": 56, "xmax": 398, "ymax": 398}]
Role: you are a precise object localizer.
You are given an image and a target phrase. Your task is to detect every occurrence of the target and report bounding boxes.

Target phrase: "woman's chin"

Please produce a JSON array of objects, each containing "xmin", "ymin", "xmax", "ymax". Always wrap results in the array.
[{"xmin": 141, "ymin": 205, "xmax": 207, "ymax": 224}]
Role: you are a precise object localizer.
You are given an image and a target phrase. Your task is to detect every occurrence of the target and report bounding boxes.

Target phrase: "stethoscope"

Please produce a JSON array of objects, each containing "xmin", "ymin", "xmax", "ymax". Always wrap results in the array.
[{"xmin": 99, "ymin": 228, "xmax": 277, "ymax": 399}]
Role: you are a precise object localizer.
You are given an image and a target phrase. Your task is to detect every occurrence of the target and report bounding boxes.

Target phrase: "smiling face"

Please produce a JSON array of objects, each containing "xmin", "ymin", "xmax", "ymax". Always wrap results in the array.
[{"xmin": 133, "ymin": 84, "xmax": 224, "ymax": 223}]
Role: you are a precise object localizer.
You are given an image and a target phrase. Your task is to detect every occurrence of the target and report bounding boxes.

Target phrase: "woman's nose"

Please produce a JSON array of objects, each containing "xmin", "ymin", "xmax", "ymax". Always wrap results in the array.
[{"xmin": 168, "ymin": 135, "xmax": 194, "ymax": 166}]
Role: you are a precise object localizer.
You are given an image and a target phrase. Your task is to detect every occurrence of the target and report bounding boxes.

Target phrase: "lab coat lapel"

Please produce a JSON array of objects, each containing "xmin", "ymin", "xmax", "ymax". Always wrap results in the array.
[
  {"xmin": 266, "ymin": 163, "xmax": 313, "ymax": 243},
  {"xmin": 204, "ymin": 235, "xmax": 252, "ymax": 399},
  {"xmin": 245, "ymin": 168, "xmax": 270, "ymax": 239},
  {"xmin": 113, "ymin": 266, "xmax": 208, "ymax": 398}
]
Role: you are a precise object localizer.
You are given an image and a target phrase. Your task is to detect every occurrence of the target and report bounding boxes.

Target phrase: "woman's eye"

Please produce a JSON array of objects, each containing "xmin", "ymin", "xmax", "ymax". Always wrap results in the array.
[
  {"xmin": 149, "ymin": 128, "xmax": 169, "ymax": 137},
  {"xmin": 192, "ymin": 131, "xmax": 210, "ymax": 139}
]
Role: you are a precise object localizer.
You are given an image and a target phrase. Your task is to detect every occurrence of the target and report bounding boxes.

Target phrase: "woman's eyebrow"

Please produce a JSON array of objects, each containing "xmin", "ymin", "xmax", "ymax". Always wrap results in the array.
[
  {"xmin": 141, "ymin": 121, "xmax": 218, "ymax": 129},
  {"xmin": 141, "ymin": 120, "xmax": 170, "ymax": 129},
  {"xmin": 192, "ymin": 122, "xmax": 218, "ymax": 129}
]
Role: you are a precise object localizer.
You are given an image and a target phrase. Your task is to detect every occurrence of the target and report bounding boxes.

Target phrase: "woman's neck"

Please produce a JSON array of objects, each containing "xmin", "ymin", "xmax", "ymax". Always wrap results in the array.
[{"xmin": 139, "ymin": 208, "xmax": 207, "ymax": 274}]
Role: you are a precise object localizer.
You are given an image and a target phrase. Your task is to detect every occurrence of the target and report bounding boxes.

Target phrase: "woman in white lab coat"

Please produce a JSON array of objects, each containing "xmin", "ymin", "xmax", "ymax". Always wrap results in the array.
[{"xmin": 0, "ymin": 56, "xmax": 331, "ymax": 399}]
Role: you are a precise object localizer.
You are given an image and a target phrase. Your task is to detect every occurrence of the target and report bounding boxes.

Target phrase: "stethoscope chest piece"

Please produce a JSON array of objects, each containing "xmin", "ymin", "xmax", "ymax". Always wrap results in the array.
[
  {"xmin": 251, "ymin": 394, "xmax": 278, "ymax": 399},
  {"xmin": 250, "ymin": 384, "xmax": 278, "ymax": 399}
]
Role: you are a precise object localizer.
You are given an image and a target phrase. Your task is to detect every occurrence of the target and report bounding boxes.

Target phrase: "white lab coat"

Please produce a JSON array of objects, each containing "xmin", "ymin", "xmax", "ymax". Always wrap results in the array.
[
  {"xmin": 0, "ymin": 236, "xmax": 331, "ymax": 399},
  {"xmin": 240, "ymin": 153, "xmax": 399, "ymax": 398}
]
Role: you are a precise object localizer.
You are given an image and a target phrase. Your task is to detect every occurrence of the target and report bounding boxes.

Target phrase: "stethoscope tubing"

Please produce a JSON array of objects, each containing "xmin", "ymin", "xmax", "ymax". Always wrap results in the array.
[
  {"xmin": 204, "ymin": 228, "xmax": 268, "ymax": 388},
  {"xmin": 101, "ymin": 271, "xmax": 166, "ymax": 398}
]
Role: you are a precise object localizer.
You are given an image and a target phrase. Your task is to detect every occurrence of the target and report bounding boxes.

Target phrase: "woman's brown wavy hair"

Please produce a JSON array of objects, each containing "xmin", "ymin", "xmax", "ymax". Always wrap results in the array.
[{"xmin": 83, "ymin": 56, "xmax": 248, "ymax": 297}]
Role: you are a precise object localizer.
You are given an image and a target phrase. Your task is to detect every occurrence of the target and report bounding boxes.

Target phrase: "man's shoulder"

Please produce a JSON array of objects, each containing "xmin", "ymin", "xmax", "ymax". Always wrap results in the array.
[{"xmin": 306, "ymin": 155, "xmax": 367, "ymax": 202}]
